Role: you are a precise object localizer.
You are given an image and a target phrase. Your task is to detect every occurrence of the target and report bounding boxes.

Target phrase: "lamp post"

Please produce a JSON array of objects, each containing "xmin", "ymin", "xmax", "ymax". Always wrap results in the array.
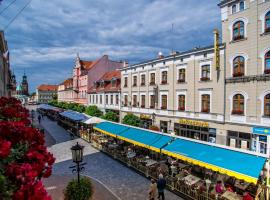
[{"xmin": 70, "ymin": 142, "xmax": 86, "ymax": 184}]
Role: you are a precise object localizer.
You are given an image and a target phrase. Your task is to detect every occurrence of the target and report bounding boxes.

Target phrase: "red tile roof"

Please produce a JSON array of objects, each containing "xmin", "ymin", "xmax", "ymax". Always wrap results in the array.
[
  {"xmin": 37, "ymin": 84, "xmax": 58, "ymax": 91},
  {"xmin": 100, "ymin": 70, "xmax": 120, "ymax": 81}
]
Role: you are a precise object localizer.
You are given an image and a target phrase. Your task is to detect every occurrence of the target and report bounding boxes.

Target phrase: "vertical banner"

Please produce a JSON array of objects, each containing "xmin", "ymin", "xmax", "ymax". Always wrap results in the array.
[{"xmin": 213, "ymin": 29, "xmax": 220, "ymax": 70}]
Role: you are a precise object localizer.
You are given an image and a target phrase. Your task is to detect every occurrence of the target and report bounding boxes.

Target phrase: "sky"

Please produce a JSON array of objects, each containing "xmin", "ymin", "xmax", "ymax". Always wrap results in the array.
[{"xmin": 0, "ymin": 0, "xmax": 221, "ymax": 93}]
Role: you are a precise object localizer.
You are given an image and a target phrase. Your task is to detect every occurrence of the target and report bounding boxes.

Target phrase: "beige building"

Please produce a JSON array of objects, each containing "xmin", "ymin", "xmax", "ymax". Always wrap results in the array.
[
  {"xmin": 58, "ymin": 78, "xmax": 74, "ymax": 102},
  {"xmin": 36, "ymin": 84, "xmax": 58, "ymax": 104},
  {"xmin": 120, "ymin": 0, "xmax": 270, "ymax": 156}
]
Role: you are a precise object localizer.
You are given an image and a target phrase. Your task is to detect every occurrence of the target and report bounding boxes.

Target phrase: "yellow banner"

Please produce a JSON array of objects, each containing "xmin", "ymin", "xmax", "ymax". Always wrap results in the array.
[
  {"xmin": 179, "ymin": 119, "xmax": 209, "ymax": 128},
  {"xmin": 214, "ymin": 29, "xmax": 220, "ymax": 70},
  {"xmin": 140, "ymin": 114, "xmax": 151, "ymax": 120}
]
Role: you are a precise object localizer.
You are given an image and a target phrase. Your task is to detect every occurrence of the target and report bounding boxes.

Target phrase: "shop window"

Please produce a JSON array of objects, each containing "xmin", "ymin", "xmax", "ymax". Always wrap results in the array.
[
  {"xmin": 239, "ymin": 1, "xmax": 244, "ymax": 11},
  {"xmin": 124, "ymin": 77, "xmax": 128, "ymax": 87},
  {"xmin": 150, "ymin": 95, "xmax": 155, "ymax": 109},
  {"xmin": 161, "ymin": 95, "xmax": 167, "ymax": 110},
  {"xmin": 265, "ymin": 50, "xmax": 270, "ymax": 74},
  {"xmin": 133, "ymin": 95, "xmax": 137, "ymax": 107},
  {"xmin": 178, "ymin": 95, "xmax": 185, "ymax": 111},
  {"xmin": 141, "ymin": 95, "xmax": 145, "ymax": 108},
  {"xmin": 232, "ymin": 4, "xmax": 237, "ymax": 13},
  {"xmin": 161, "ymin": 71, "xmax": 168, "ymax": 84},
  {"xmin": 150, "ymin": 73, "xmax": 156, "ymax": 85},
  {"xmin": 265, "ymin": 11, "xmax": 270, "ymax": 33},
  {"xmin": 141, "ymin": 74, "xmax": 146, "ymax": 86},
  {"xmin": 233, "ymin": 21, "xmax": 245, "ymax": 41},
  {"xmin": 227, "ymin": 131, "xmax": 251, "ymax": 150},
  {"xmin": 178, "ymin": 69, "xmax": 185, "ymax": 83},
  {"xmin": 133, "ymin": 76, "xmax": 137, "ymax": 87},
  {"xmin": 116, "ymin": 94, "xmax": 119, "ymax": 105},
  {"xmin": 201, "ymin": 65, "xmax": 210, "ymax": 81},
  {"xmin": 201, "ymin": 94, "xmax": 210, "ymax": 113},
  {"xmin": 160, "ymin": 121, "xmax": 168, "ymax": 133},
  {"xmin": 233, "ymin": 56, "xmax": 245, "ymax": 77},
  {"xmin": 264, "ymin": 94, "xmax": 270, "ymax": 117},
  {"xmin": 232, "ymin": 94, "xmax": 244, "ymax": 115}
]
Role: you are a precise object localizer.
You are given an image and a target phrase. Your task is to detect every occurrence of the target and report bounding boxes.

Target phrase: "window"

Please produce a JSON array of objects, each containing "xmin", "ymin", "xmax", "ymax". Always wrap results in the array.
[
  {"xmin": 232, "ymin": 4, "xmax": 237, "ymax": 13},
  {"xmin": 133, "ymin": 95, "xmax": 137, "ymax": 107},
  {"xmin": 141, "ymin": 95, "xmax": 145, "ymax": 108},
  {"xmin": 178, "ymin": 95, "xmax": 185, "ymax": 111},
  {"xmin": 161, "ymin": 71, "xmax": 167, "ymax": 84},
  {"xmin": 201, "ymin": 65, "xmax": 210, "ymax": 81},
  {"xmin": 227, "ymin": 131, "xmax": 251, "ymax": 150},
  {"xmin": 106, "ymin": 95, "xmax": 108, "ymax": 105},
  {"xmin": 161, "ymin": 95, "xmax": 167, "ymax": 110},
  {"xmin": 141, "ymin": 74, "xmax": 145, "ymax": 86},
  {"xmin": 101, "ymin": 81, "xmax": 104, "ymax": 88},
  {"xmin": 100, "ymin": 95, "xmax": 102, "ymax": 104},
  {"xmin": 133, "ymin": 76, "xmax": 137, "ymax": 87},
  {"xmin": 116, "ymin": 94, "xmax": 119, "ymax": 105},
  {"xmin": 160, "ymin": 121, "xmax": 168, "ymax": 133},
  {"xmin": 110, "ymin": 95, "xmax": 113, "ymax": 105},
  {"xmin": 266, "ymin": 11, "xmax": 270, "ymax": 32},
  {"xmin": 178, "ymin": 69, "xmax": 185, "ymax": 83},
  {"xmin": 89, "ymin": 95, "xmax": 92, "ymax": 103},
  {"xmin": 233, "ymin": 56, "xmax": 245, "ymax": 77},
  {"xmin": 232, "ymin": 94, "xmax": 244, "ymax": 115},
  {"xmin": 265, "ymin": 51, "xmax": 270, "ymax": 74},
  {"xmin": 233, "ymin": 21, "xmax": 245, "ymax": 41},
  {"xmin": 150, "ymin": 95, "xmax": 155, "ymax": 108},
  {"xmin": 124, "ymin": 95, "xmax": 128, "ymax": 106},
  {"xmin": 201, "ymin": 94, "xmax": 210, "ymax": 113},
  {"xmin": 239, "ymin": 1, "xmax": 244, "ymax": 11},
  {"xmin": 264, "ymin": 94, "xmax": 270, "ymax": 117},
  {"xmin": 111, "ymin": 79, "xmax": 116, "ymax": 87},
  {"xmin": 124, "ymin": 77, "xmax": 128, "ymax": 87},
  {"xmin": 96, "ymin": 95, "xmax": 98, "ymax": 104},
  {"xmin": 150, "ymin": 73, "xmax": 155, "ymax": 85}
]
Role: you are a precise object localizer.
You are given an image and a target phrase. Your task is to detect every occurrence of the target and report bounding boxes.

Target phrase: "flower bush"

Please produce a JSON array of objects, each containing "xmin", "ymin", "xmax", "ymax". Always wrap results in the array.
[
  {"xmin": 64, "ymin": 177, "xmax": 93, "ymax": 200},
  {"xmin": 0, "ymin": 97, "xmax": 55, "ymax": 200}
]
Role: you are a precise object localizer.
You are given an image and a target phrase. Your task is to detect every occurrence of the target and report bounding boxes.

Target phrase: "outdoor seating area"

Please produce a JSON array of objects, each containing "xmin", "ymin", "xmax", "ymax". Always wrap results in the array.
[{"xmin": 93, "ymin": 121, "xmax": 268, "ymax": 200}]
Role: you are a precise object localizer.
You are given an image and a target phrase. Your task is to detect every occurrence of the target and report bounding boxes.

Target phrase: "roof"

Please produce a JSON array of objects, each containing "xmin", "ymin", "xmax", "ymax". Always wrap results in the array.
[
  {"xmin": 38, "ymin": 104, "xmax": 63, "ymax": 112},
  {"xmin": 37, "ymin": 84, "xmax": 58, "ymax": 91},
  {"xmin": 60, "ymin": 110, "xmax": 89, "ymax": 122},
  {"xmin": 100, "ymin": 70, "xmax": 120, "ymax": 81},
  {"xmin": 94, "ymin": 121, "xmax": 266, "ymax": 184},
  {"xmin": 218, "ymin": 0, "xmax": 234, "ymax": 7}
]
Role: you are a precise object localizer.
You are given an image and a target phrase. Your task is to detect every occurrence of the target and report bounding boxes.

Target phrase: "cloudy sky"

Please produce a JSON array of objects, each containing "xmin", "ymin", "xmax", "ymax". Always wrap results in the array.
[{"xmin": 0, "ymin": 0, "xmax": 221, "ymax": 92}]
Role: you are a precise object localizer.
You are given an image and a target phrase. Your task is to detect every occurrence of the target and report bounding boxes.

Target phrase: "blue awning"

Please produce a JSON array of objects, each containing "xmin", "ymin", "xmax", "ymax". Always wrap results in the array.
[
  {"xmin": 60, "ymin": 110, "xmax": 89, "ymax": 122},
  {"xmin": 94, "ymin": 121, "xmax": 267, "ymax": 184}
]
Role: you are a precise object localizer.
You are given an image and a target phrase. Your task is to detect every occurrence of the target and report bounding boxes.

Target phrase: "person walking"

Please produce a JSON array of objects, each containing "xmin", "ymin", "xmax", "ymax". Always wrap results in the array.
[
  {"xmin": 148, "ymin": 179, "xmax": 157, "ymax": 200},
  {"xmin": 157, "ymin": 174, "xmax": 166, "ymax": 200},
  {"xmin": 38, "ymin": 115, "xmax": 41, "ymax": 124}
]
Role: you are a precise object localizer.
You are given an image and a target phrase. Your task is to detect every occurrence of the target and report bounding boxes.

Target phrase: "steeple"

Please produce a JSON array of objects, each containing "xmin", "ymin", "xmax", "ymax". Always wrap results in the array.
[{"xmin": 21, "ymin": 71, "xmax": 29, "ymax": 96}]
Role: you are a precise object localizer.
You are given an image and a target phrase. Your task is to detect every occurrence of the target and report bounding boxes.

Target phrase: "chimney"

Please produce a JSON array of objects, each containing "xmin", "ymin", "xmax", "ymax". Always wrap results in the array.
[
  {"xmin": 158, "ymin": 52, "xmax": 164, "ymax": 59},
  {"xmin": 123, "ymin": 61, "xmax": 129, "ymax": 68}
]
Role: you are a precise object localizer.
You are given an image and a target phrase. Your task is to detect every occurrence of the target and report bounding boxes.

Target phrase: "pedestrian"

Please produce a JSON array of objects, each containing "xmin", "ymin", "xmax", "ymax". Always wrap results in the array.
[
  {"xmin": 38, "ymin": 115, "xmax": 41, "ymax": 124},
  {"xmin": 148, "ymin": 179, "xmax": 157, "ymax": 200},
  {"xmin": 157, "ymin": 174, "xmax": 166, "ymax": 200},
  {"xmin": 215, "ymin": 180, "xmax": 224, "ymax": 194}
]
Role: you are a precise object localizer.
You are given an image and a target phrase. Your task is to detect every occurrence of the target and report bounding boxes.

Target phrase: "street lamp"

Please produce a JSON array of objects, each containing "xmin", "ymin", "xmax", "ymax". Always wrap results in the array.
[
  {"xmin": 152, "ymin": 112, "xmax": 156, "ymax": 125},
  {"xmin": 70, "ymin": 142, "xmax": 86, "ymax": 184}
]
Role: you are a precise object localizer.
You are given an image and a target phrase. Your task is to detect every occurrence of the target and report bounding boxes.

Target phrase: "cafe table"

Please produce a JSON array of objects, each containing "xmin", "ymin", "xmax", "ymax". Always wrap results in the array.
[
  {"xmin": 234, "ymin": 179, "xmax": 249, "ymax": 191},
  {"xmin": 145, "ymin": 159, "xmax": 158, "ymax": 167},
  {"xmin": 182, "ymin": 174, "xmax": 201, "ymax": 186},
  {"xmin": 221, "ymin": 191, "xmax": 242, "ymax": 200}
]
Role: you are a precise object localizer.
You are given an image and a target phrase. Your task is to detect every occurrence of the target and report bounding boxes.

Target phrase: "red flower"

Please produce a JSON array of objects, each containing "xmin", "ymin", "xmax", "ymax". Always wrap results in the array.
[{"xmin": 0, "ymin": 139, "xmax": 11, "ymax": 158}]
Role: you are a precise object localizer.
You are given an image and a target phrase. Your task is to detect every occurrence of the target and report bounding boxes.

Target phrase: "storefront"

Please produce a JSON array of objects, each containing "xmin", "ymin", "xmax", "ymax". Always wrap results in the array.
[
  {"xmin": 160, "ymin": 120, "xmax": 169, "ymax": 133},
  {"xmin": 251, "ymin": 127, "xmax": 270, "ymax": 155},
  {"xmin": 139, "ymin": 114, "xmax": 152, "ymax": 129},
  {"xmin": 227, "ymin": 131, "xmax": 251, "ymax": 150},
  {"xmin": 174, "ymin": 119, "xmax": 216, "ymax": 143}
]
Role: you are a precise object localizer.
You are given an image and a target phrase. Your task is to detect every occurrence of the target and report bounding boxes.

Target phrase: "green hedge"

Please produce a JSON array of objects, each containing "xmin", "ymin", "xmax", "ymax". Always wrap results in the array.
[{"xmin": 64, "ymin": 177, "xmax": 93, "ymax": 200}]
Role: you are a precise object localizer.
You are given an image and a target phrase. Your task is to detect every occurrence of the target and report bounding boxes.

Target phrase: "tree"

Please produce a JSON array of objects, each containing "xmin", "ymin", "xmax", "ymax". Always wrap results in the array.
[
  {"xmin": 102, "ymin": 111, "xmax": 118, "ymax": 122},
  {"xmin": 85, "ymin": 105, "xmax": 103, "ymax": 117},
  {"xmin": 122, "ymin": 113, "xmax": 140, "ymax": 127}
]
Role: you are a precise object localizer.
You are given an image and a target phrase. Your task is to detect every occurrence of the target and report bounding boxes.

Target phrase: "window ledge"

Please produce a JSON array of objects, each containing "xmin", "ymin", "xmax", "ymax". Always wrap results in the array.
[
  {"xmin": 229, "ymin": 37, "xmax": 247, "ymax": 44},
  {"xmin": 260, "ymin": 31, "xmax": 270, "ymax": 37},
  {"xmin": 262, "ymin": 116, "xmax": 270, "ymax": 119}
]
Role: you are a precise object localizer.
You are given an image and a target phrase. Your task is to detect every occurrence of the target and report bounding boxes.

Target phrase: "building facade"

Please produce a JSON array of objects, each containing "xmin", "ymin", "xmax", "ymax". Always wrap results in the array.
[
  {"xmin": 72, "ymin": 54, "xmax": 123, "ymax": 105},
  {"xmin": 120, "ymin": 0, "xmax": 270, "ymax": 156},
  {"xmin": 36, "ymin": 84, "xmax": 58, "ymax": 104},
  {"xmin": 58, "ymin": 78, "xmax": 74, "ymax": 102},
  {"xmin": 88, "ymin": 70, "xmax": 121, "ymax": 114}
]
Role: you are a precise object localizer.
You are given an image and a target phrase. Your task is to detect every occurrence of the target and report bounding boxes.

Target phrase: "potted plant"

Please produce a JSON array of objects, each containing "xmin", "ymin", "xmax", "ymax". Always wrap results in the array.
[{"xmin": 64, "ymin": 177, "xmax": 93, "ymax": 200}]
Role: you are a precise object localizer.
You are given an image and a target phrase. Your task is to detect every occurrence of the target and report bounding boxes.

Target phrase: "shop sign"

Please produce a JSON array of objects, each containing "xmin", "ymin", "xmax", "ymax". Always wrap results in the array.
[
  {"xmin": 179, "ymin": 119, "xmax": 209, "ymax": 128},
  {"xmin": 253, "ymin": 127, "xmax": 270, "ymax": 135},
  {"xmin": 140, "ymin": 114, "xmax": 151, "ymax": 120}
]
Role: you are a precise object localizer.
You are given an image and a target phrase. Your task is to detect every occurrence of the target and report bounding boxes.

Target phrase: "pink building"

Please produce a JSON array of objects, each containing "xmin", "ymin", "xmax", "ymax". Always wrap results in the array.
[
  {"xmin": 73, "ymin": 54, "xmax": 123, "ymax": 105},
  {"xmin": 58, "ymin": 78, "xmax": 74, "ymax": 102}
]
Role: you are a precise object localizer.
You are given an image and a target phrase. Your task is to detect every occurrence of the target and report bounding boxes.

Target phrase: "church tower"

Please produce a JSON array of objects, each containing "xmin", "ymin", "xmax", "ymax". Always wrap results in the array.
[
  {"xmin": 11, "ymin": 71, "xmax": 17, "ymax": 96},
  {"xmin": 21, "ymin": 72, "xmax": 29, "ymax": 96}
]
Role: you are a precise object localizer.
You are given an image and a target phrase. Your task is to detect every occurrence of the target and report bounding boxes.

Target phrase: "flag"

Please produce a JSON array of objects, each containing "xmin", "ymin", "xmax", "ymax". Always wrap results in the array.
[{"xmin": 3, "ymin": 50, "xmax": 9, "ymax": 63}]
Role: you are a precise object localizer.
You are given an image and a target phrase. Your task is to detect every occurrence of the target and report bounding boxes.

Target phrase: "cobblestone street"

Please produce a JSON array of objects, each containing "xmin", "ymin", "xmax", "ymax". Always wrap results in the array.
[{"xmin": 38, "ymin": 112, "xmax": 182, "ymax": 200}]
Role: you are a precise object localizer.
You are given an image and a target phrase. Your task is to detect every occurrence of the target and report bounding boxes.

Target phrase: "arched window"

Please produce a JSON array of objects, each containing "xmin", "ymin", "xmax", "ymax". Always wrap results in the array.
[
  {"xmin": 265, "ymin": 51, "xmax": 270, "ymax": 74},
  {"xmin": 265, "ymin": 11, "xmax": 270, "ymax": 33},
  {"xmin": 233, "ymin": 56, "xmax": 245, "ymax": 77},
  {"xmin": 264, "ymin": 94, "xmax": 270, "ymax": 117},
  {"xmin": 233, "ymin": 21, "xmax": 245, "ymax": 41},
  {"xmin": 201, "ymin": 94, "xmax": 210, "ymax": 113},
  {"xmin": 239, "ymin": 1, "xmax": 244, "ymax": 11},
  {"xmin": 232, "ymin": 94, "xmax": 244, "ymax": 115},
  {"xmin": 232, "ymin": 4, "xmax": 237, "ymax": 13}
]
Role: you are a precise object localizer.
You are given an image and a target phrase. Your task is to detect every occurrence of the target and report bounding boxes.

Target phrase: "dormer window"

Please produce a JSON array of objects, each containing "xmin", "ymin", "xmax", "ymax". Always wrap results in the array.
[
  {"xmin": 111, "ymin": 78, "xmax": 116, "ymax": 87},
  {"xmin": 100, "ymin": 81, "xmax": 105, "ymax": 88}
]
